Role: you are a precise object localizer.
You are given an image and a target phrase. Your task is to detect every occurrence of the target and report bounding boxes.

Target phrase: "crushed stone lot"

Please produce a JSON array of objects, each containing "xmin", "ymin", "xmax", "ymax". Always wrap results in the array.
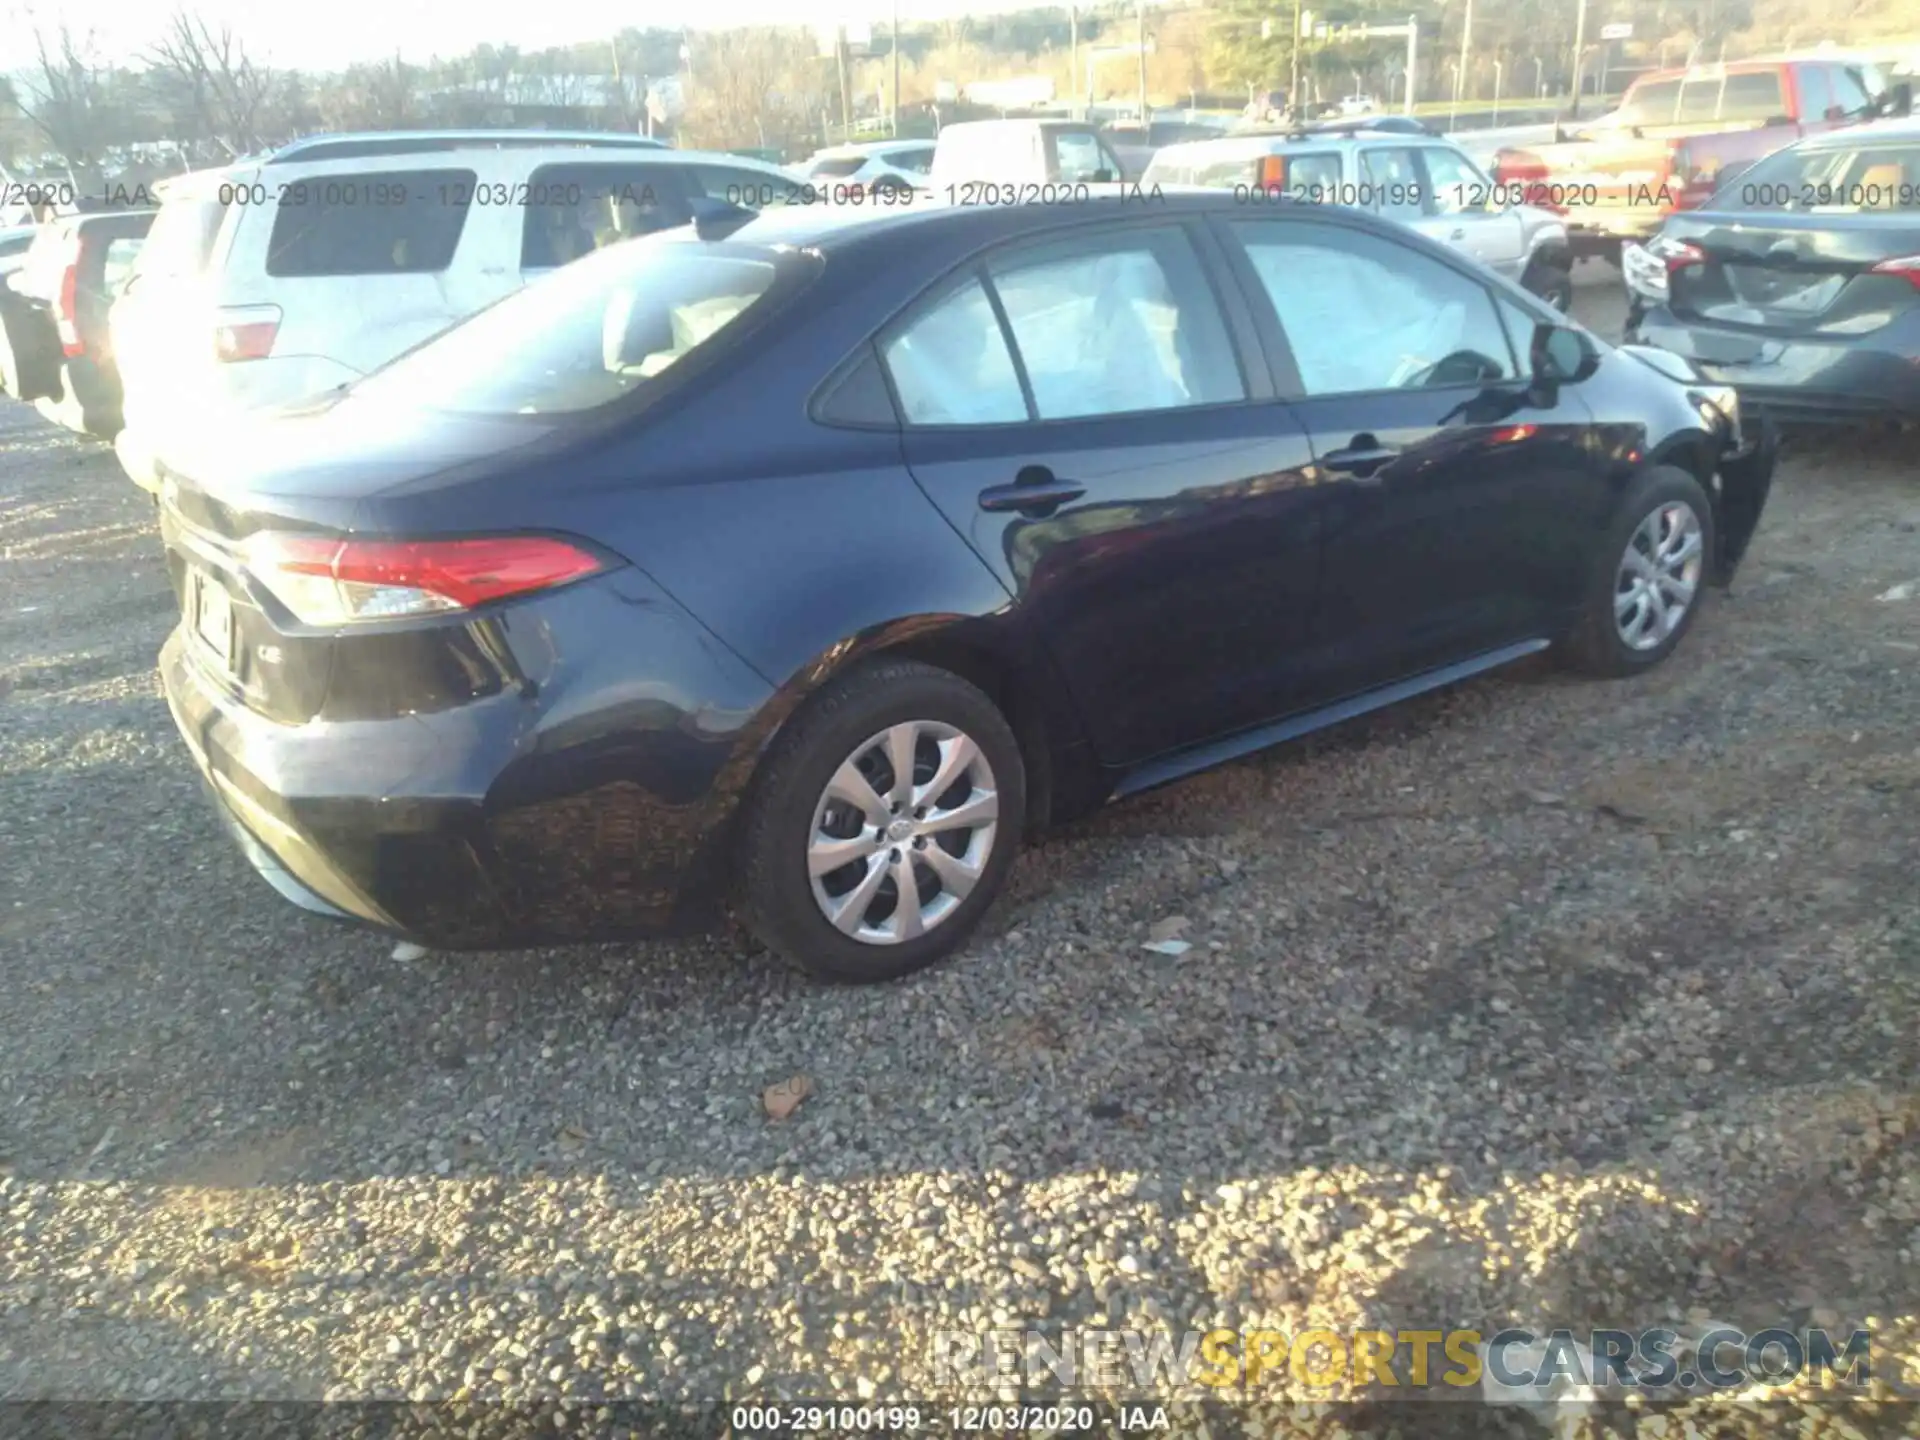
[{"xmin": 2, "ymin": 274, "xmax": 1918, "ymax": 1438}]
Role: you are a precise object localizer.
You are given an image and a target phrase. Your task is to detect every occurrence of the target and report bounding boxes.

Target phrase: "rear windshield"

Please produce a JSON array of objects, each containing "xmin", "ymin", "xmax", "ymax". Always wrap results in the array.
[
  {"xmin": 809, "ymin": 156, "xmax": 868, "ymax": 178},
  {"xmin": 1720, "ymin": 139, "xmax": 1920, "ymax": 212},
  {"xmin": 265, "ymin": 168, "xmax": 476, "ymax": 278},
  {"xmin": 134, "ymin": 193, "xmax": 229, "ymax": 280},
  {"xmin": 347, "ymin": 240, "xmax": 792, "ymax": 417}
]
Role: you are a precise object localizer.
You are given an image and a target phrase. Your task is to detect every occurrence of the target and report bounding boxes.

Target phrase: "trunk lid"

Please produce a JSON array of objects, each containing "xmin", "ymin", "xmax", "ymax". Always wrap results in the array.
[{"xmin": 1662, "ymin": 210, "xmax": 1920, "ymax": 333}]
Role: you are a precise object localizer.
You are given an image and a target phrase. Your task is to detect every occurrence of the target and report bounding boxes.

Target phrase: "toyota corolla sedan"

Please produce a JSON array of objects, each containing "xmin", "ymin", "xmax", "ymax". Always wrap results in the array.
[{"xmin": 157, "ymin": 193, "xmax": 1773, "ymax": 983}]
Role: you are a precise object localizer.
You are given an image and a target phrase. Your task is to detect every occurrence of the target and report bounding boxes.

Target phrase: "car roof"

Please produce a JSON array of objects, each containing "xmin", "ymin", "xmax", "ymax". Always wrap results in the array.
[
  {"xmin": 1796, "ymin": 112, "xmax": 1920, "ymax": 144},
  {"xmin": 158, "ymin": 148, "xmax": 791, "ymax": 193},
  {"xmin": 1148, "ymin": 127, "xmax": 1448, "ymax": 160},
  {"xmin": 814, "ymin": 139, "xmax": 934, "ymax": 156}
]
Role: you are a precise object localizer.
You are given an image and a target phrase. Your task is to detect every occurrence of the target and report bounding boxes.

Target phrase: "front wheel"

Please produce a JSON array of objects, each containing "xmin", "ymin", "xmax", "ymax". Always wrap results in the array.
[
  {"xmin": 1523, "ymin": 258, "xmax": 1575, "ymax": 312},
  {"xmin": 1564, "ymin": 466, "xmax": 1717, "ymax": 678},
  {"xmin": 739, "ymin": 659, "xmax": 1026, "ymax": 983}
]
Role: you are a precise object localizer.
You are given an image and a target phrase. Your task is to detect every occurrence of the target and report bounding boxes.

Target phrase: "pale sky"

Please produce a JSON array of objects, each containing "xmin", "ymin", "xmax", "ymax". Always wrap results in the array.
[{"xmin": 8, "ymin": 0, "xmax": 1054, "ymax": 72}]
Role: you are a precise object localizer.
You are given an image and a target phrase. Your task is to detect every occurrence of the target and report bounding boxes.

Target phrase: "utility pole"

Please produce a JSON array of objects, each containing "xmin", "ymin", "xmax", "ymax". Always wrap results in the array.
[
  {"xmin": 1569, "ymin": 0, "xmax": 1588, "ymax": 117},
  {"xmin": 837, "ymin": 26, "xmax": 852, "ymax": 137},
  {"xmin": 1136, "ymin": 0, "xmax": 1148, "ymax": 122},
  {"xmin": 1291, "ymin": 0, "xmax": 1304, "ymax": 111},
  {"xmin": 1070, "ymin": 4, "xmax": 1079, "ymax": 119},
  {"xmin": 1456, "ymin": 0, "xmax": 1472, "ymax": 106},
  {"xmin": 892, "ymin": 0, "xmax": 902, "ymax": 136}
]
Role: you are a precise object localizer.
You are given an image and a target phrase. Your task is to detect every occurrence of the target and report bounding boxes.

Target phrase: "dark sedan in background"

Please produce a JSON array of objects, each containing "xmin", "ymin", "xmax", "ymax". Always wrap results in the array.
[
  {"xmin": 154, "ymin": 194, "xmax": 1770, "ymax": 983},
  {"xmin": 1624, "ymin": 115, "xmax": 1920, "ymax": 424}
]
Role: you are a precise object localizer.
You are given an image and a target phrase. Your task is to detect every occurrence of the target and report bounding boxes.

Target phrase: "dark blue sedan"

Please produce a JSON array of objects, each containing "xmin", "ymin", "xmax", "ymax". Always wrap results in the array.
[{"xmin": 156, "ymin": 192, "xmax": 1771, "ymax": 981}]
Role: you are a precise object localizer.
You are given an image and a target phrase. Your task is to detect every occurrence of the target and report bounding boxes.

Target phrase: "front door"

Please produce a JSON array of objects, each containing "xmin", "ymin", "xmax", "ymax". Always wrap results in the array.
[
  {"xmin": 1215, "ymin": 212, "xmax": 1606, "ymax": 698},
  {"xmin": 885, "ymin": 218, "xmax": 1328, "ymax": 766}
]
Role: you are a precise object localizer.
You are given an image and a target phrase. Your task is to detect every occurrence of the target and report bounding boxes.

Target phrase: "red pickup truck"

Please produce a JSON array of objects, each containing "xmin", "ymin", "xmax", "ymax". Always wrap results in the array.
[{"xmin": 1493, "ymin": 56, "xmax": 1913, "ymax": 260}]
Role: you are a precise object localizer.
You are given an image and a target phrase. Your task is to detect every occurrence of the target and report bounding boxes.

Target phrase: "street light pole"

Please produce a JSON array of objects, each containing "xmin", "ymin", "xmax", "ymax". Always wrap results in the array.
[
  {"xmin": 1291, "ymin": 0, "xmax": 1303, "ymax": 113},
  {"xmin": 1070, "ymin": 4, "xmax": 1079, "ymax": 119},
  {"xmin": 892, "ymin": 0, "xmax": 901, "ymax": 136},
  {"xmin": 1456, "ymin": 0, "xmax": 1472, "ymax": 107}
]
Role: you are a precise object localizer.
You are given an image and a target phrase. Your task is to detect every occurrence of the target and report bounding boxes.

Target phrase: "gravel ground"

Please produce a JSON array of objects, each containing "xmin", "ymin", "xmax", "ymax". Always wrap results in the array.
[{"xmin": 2, "ymin": 269, "xmax": 1917, "ymax": 1438}]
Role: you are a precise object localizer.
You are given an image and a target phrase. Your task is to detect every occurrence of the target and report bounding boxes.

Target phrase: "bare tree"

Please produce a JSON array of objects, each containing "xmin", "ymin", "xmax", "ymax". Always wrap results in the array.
[
  {"xmin": 144, "ymin": 9, "xmax": 276, "ymax": 160},
  {"xmin": 16, "ymin": 20, "xmax": 112, "ymax": 168},
  {"xmin": 679, "ymin": 27, "xmax": 814, "ymax": 152}
]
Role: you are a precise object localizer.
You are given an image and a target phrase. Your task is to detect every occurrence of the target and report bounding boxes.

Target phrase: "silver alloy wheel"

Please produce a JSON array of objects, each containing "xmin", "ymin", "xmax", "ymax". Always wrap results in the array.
[
  {"xmin": 1614, "ymin": 500, "xmax": 1704, "ymax": 650},
  {"xmin": 807, "ymin": 720, "xmax": 1000, "ymax": 945}
]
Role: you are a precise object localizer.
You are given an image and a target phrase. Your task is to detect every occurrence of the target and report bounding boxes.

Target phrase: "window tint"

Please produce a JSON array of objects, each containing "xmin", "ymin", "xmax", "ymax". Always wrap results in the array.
[
  {"xmin": 1677, "ymin": 71, "xmax": 1785, "ymax": 124},
  {"xmin": 986, "ymin": 227, "xmax": 1243, "ymax": 419},
  {"xmin": 1420, "ymin": 145, "xmax": 1491, "ymax": 214},
  {"xmin": 885, "ymin": 147, "xmax": 934, "ymax": 175},
  {"xmin": 881, "ymin": 278, "xmax": 1028, "ymax": 425},
  {"xmin": 1360, "ymin": 147, "xmax": 1425, "ymax": 218},
  {"xmin": 351, "ymin": 244, "xmax": 785, "ymax": 416},
  {"xmin": 520, "ymin": 163, "xmax": 687, "ymax": 270},
  {"xmin": 266, "ymin": 168, "xmax": 473, "ymax": 278},
  {"xmin": 1798, "ymin": 66, "xmax": 1836, "ymax": 122},
  {"xmin": 1230, "ymin": 221, "xmax": 1519, "ymax": 396},
  {"xmin": 1054, "ymin": 131, "xmax": 1115, "ymax": 182},
  {"xmin": 135, "ymin": 194, "xmax": 228, "ymax": 279},
  {"xmin": 102, "ymin": 237, "xmax": 142, "ymax": 295},
  {"xmin": 1832, "ymin": 66, "xmax": 1873, "ymax": 116},
  {"xmin": 691, "ymin": 166, "xmax": 803, "ymax": 205}
]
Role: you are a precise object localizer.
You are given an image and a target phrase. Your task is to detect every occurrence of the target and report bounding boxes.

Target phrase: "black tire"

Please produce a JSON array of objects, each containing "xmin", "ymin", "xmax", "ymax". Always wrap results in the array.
[
  {"xmin": 739, "ymin": 658, "xmax": 1026, "ymax": 983},
  {"xmin": 1523, "ymin": 258, "xmax": 1574, "ymax": 313},
  {"xmin": 1564, "ymin": 465, "xmax": 1717, "ymax": 678}
]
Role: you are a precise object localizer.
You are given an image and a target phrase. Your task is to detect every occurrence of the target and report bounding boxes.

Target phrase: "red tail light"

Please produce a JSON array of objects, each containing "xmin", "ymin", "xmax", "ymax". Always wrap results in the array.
[
  {"xmin": 1870, "ymin": 255, "xmax": 1920, "ymax": 290},
  {"xmin": 243, "ymin": 534, "xmax": 607, "ymax": 626},
  {"xmin": 214, "ymin": 306, "xmax": 282, "ymax": 362},
  {"xmin": 1649, "ymin": 236, "xmax": 1707, "ymax": 272},
  {"xmin": 54, "ymin": 239, "xmax": 84, "ymax": 356}
]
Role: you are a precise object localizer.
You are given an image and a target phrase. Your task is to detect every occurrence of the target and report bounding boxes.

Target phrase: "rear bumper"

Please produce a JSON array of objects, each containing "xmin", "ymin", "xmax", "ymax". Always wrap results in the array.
[
  {"xmin": 158, "ymin": 570, "xmax": 776, "ymax": 951},
  {"xmin": 1624, "ymin": 307, "xmax": 1920, "ymax": 424}
]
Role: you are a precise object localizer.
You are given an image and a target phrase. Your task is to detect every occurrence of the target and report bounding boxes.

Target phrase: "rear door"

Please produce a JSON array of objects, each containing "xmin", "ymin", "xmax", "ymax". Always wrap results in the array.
[
  {"xmin": 886, "ymin": 216, "xmax": 1329, "ymax": 765},
  {"xmin": 1414, "ymin": 143, "xmax": 1529, "ymax": 279}
]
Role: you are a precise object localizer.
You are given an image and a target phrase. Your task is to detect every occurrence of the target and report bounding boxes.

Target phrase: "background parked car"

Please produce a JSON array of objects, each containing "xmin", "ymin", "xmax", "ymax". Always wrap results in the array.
[
  {"xmin": 108, "ymin": 130, "xmax": 803, "ymax": 494},
  {"xmin": 1142, "ymin": 127, "xmax": 1576, "ymax": 309},
  {"xmin": 152, "ymin": 193, "xmax": 1765, "ymax": 983},
  {"xmin": 928, "ymin": 118, "xmax": 1132, "ymax": 194},
  {"xmin": 1623, "ymin": 115, "xmax": 1920, "ymax": 425},
  {"xmin": 3, "ymin": 208, "xmax": 152, "ymax": 436},
  {"xmin": 1099, "ymin": 116, "xmax": 1234, "ymax": 179},
  {"xmin": 797, "ymin": 140, "xmax": 934, "ymax": 194}
]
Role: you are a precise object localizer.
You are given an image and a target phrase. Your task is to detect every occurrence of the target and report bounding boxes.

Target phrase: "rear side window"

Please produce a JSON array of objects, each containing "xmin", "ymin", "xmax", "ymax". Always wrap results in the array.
[
  {"xmin": 882, "ymin": 277, "xmax": 1028, "ymax": 425},
  {"xmin": 102, "ymin": 237, "xmax": 143, "ymax": 295},
  {"xmin": 1360, "ymin": 147, "xmax": 1425, "ymax": 218},
  {"xmin": 266, "ymin": 168, "xmax": 475, "ymax": 278},
  {"xmin": 885, "ymin": 147, "xmax": 934, "ymax": 175},
  {"xmin": 520, "ymin": 163, "xmax": 687, "ymax": 270},
  {"xmin": 1678, "ymin": 71, "xmax": 1785, "ymax": 124},
  {"xmin": 1797, "ymin": 66, "xmax": 1836, "ymax": 122}
]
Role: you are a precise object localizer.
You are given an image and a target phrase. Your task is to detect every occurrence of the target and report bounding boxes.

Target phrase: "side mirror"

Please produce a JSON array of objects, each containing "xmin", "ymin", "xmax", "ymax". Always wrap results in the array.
[{"xmin": 1531, "ymin": 321, "xmax": 1597, "ymax": 387}]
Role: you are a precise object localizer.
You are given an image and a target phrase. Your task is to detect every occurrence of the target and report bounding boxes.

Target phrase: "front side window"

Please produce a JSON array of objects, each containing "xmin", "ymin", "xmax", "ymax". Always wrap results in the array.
[
  {"xmin": 1798, "ymin": 66, "xmax": 1837, "ymax": 123},
  {"xmin": 986, "ymin": 228, "xmax": 1244, "ymax": 420},
  {"xmin": 1054, "ymin": 131, "xmax": 1117, "ymax": 182},
  {"xmin": 1832, "ymin": 66, "xmax": 1875, "ymax": 117},
  {"xmin": 266, "ymin": 167, "xmax": 474, "ymax": 278},
  {"xmin": 881, "ymin": 278, "xmax": 1028, "ymax": 426},
  {"xmin": 1421, "ymin": 145, "xmax": 1493, "ymax": 214},
  {"xmin": 1230, "ymin": 220, "xmax": 1518, "ymax": 396},
  {"xmin": 1360, "ymin": 147, "xmax": 1426, "ymax": 219},
  {"xmin": 350, "ymin": 241, "xmax": 786, "ymax": 416}
]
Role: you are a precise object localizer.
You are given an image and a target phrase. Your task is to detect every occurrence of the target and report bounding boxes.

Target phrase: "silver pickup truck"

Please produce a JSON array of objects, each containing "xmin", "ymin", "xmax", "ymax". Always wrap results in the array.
[{"xmin": 1143, "ymin": 124, "xmax": 1576, "ymax": 310}]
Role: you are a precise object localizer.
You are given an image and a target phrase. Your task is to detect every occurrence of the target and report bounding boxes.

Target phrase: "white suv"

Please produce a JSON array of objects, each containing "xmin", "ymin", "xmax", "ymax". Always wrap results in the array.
[{"xmin": 111, "ymin": 131, "xmax": 800, "ymax": 492}]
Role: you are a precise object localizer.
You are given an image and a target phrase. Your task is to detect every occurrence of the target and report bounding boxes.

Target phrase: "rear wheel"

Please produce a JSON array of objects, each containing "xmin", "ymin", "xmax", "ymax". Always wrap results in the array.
[
  {"xmin": 739, "ymin": 659, "xmax": 1025, "ymax": 983},
  {"xmin": 1564, "ymin": 466, "xmax": 1716, "ymax": 677}
]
